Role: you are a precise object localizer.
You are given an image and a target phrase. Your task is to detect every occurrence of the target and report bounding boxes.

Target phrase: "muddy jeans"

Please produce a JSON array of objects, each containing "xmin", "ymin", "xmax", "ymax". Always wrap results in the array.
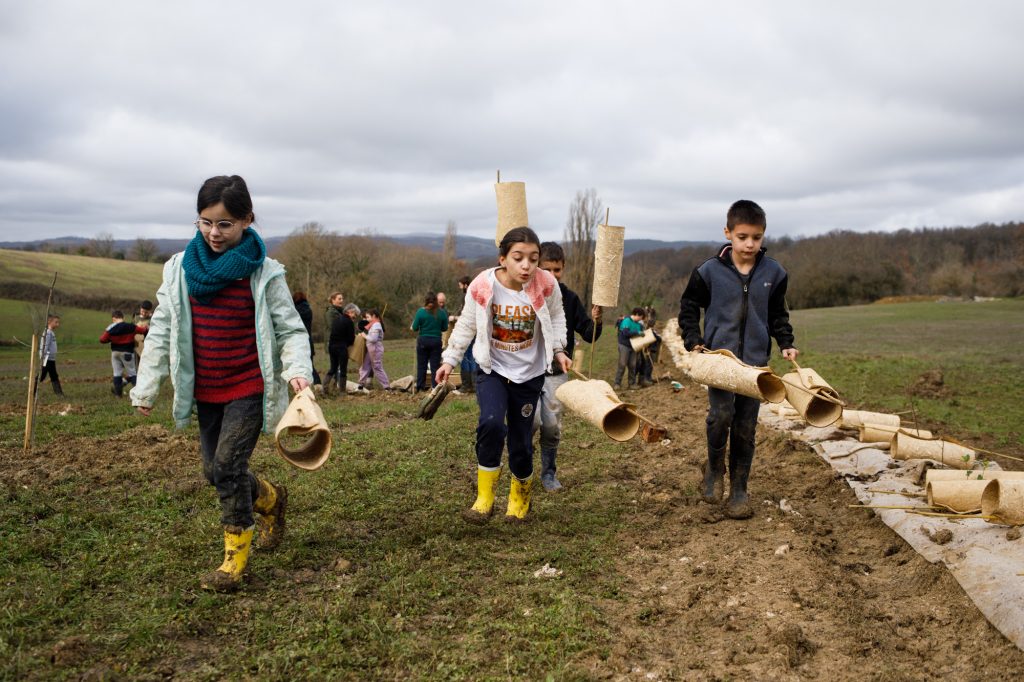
[
  {"xmin": 197, "ymin": 395, "xmax": 265, "ymax": 528},
  {"xmin": 706, "ymin": 387, "xmax": 760, "ymax": 473}
]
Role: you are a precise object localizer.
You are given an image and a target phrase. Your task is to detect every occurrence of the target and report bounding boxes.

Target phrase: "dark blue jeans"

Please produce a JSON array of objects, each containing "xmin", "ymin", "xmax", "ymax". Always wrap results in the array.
[
  {"xmin": 197, "ymin": 395, "xmax": 264, "ymax": 528},
  {"xmin": 706, "ymin": 387, "xmax": 760, "ymax": 474},
  {"xmin": 475, "ymin": 370, "xmax": 545, "ymax": 479},
  {"xmin": 416, "ymin": 336, "xmax": 443, "ymax": 391}
]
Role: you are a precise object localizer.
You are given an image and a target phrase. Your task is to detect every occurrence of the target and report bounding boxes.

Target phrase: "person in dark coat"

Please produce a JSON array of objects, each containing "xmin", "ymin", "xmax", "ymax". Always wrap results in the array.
[
  {"xmin": 292, "ymin": 291, "xmax": 321, "ymax": 387},
  {"xmin": 329, "ymin": 303, "xmax": 359, "ymax": 394}
]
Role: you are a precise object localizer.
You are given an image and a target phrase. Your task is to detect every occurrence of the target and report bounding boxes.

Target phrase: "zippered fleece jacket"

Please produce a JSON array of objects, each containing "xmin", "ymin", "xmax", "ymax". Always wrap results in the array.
[
  {"xmin": 130, "ymin": 252, "xmax": 313, "ymax": 432},
  {"xmin": 441, "ymin": 267, "xmax": 568, "ymax": 376},
  {"xmin": 678, "ymin": 244, "xmax": 795, "ymax": 367}
]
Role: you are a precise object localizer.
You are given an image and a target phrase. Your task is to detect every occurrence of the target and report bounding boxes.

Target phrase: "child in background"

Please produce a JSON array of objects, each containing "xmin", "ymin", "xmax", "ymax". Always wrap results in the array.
[
  {"xmin": 614, "ymin": 308, "xmax": 646, "ymax": 389},
  {"xmin": 100, "ymin": 310, "xmax": 148, "ymax": 397},
  {"xmin": 131, "ymin": 175, "xmax": 312, "ymax": 591},
  {"xmin": 358, "ymin": 308, "xmax": 391, "ymax": 390},
  {"xmin": 436, "ymin": 227, "xmax": 571, "ymax": 523},
  {"xmin": 38, "ymin": 314, "xmax": 63, "ymax": 396},
  {"xmin": 533, "ymin": 241, "xmax": 602, "ymax": 491},
  {"xmin": 678, "ymin": 199, "xmax": 798, "ymax": 519}
]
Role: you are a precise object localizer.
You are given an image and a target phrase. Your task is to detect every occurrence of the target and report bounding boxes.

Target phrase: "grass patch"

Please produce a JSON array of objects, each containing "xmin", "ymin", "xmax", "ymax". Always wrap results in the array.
[{"xmin": 0, "ymin": 249, "xmax": 163, "ymax": 299}]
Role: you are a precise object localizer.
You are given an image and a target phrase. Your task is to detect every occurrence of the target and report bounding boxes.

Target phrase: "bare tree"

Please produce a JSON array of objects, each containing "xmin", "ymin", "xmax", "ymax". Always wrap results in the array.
[
  {"xmin": 130, "ymin": 237, "xmax": 159, "ymax": 262},
  {"xmin": 562, "ymin": 188, "xmax": 602, "ymax": 305},
  {"xmin": 90, "ymin": 232, "xmax": 116, "ymax": 258},
  {"xmin": 443, "ymin": 220, "xmax": 457, "ymax": 264}
]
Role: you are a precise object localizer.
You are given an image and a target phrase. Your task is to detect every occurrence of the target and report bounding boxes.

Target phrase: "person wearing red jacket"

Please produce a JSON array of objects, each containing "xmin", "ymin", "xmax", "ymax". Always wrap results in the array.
[{"xmin": 100, "ymin": 310, "xmax": 148, "ymax": 397}]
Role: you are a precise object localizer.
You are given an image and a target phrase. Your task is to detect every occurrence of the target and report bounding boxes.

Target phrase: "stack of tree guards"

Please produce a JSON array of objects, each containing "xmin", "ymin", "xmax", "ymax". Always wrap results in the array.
[{"xmin": 662, "ymin": 318, "xmax": 1024, "ymax": 526}]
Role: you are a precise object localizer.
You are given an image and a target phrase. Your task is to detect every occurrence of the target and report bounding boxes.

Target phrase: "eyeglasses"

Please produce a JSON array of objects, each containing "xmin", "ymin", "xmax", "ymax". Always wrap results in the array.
[{"xmin": 194, "ymin": 218, "xmax": 241, "ymax": 231}]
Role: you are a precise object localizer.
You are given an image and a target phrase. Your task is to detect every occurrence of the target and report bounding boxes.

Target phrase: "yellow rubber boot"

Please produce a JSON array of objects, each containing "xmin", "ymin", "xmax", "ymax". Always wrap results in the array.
[
  {"xmin": 200, "ymin": 525, "xmax": 254, "ymax": 592},
  {"xmin": 505, "ymin": 475, "xmax": 534, "ymax": 522},
  {"xmin": 252, "ymin": 477, "xmax": 288, "ymax": 550},
  {"xmin": 461, "ymin": 467, "xmax": 501, "ymax": 525}
]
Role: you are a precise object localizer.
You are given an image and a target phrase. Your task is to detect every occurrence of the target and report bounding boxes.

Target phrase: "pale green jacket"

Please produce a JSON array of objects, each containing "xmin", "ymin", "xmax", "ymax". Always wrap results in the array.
[{"xmin": 130, "ymin": 252, "xmax": 313, "ymax": 432}]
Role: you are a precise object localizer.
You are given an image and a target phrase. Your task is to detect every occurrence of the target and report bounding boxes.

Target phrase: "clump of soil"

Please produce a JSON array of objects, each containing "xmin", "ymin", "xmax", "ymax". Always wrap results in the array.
[{"xmin": 911, "ymin": 368, "xmax": 949, "ymax": 399}]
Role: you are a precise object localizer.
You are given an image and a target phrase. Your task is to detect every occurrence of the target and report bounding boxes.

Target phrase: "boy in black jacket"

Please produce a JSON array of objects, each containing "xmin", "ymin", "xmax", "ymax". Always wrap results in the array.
[
  {"xmin": 100, "ymin": 310, "xmax": 148, "ymax": 397},
  {"xmin": 678, "ymin": 200, "xmax": 798, "ymax": 519},
  {"xmin": 533, "ymin": 242, "xmax": 603, "ymax": 491}
]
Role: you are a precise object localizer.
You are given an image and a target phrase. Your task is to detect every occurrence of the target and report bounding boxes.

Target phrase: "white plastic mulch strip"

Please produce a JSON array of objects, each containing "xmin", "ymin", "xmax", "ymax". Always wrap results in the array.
[{"xmin": 759, "ymin": 406, "xmax": 1024, "ymax": 651}]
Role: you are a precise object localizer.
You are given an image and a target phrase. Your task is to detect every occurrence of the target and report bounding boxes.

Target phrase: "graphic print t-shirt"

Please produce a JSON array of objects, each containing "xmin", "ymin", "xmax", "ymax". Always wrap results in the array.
[{"xmin": 488, "ymin": 280, "xmax": 546, "ymax": 383}]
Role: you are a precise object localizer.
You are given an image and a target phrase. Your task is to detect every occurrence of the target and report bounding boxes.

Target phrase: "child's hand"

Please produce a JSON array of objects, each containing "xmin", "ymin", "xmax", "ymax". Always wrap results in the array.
[
  {"xmin": 435, "ymin": 363, "xmax": 453, "ymax": 385},
  {"xmin": 555, "ymin": 351, "xmax": 572, "ymax": 374},
  {"xmin": 290, "ymin": 377, "xmax": 310, "ymax": 393},
  {"xmin": 781, "ymin": 347, "xmax": 799, "ymax": 361}
]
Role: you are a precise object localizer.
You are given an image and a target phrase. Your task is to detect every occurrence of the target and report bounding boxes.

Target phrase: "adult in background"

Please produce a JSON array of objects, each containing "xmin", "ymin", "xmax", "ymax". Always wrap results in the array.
[
  {"xmin": 411, "ymin": 291, "xmax": 448, "ymax": 392},
  {"xmin": 131, "ymin": 174, "xmax": 312, "ymax": 592},
  {"xmin": 324, "ymin": 292, "xmax": 345, "ymax": 394},
  {"xmin": 292, "ymin": 291, "xmax": 321, "ymax": 387},
  {"xmin": 329, "ymin": 302, "xmax": 359, "ymax": 393}
]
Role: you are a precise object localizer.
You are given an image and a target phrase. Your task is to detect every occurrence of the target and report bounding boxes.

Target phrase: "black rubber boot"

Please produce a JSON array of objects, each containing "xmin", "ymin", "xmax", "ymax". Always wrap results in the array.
[
  {"xmin": 724, "ymin": 448, "xmax": 754, "ymax": 519},
  {"xmin": 112, "ymin": 377, "xmax": 124, "ymax": 397},
  {"xmin": 540, "ymin": 449, "xmax": 562, "ymax": 492},
  {"xmin": 52, "ymin": 380, "xmax": 64, "ymax": 396},
  {"xmin": 701, "ymin": 446, "xmax": 726, "ymax": 504}
]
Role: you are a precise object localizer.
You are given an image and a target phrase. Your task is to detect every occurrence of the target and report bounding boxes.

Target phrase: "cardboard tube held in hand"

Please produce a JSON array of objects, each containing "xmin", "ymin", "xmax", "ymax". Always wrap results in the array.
[
  {"xmin": 685, "ymin": 349, "xmax": 786, "ymax": 403},
  {"xmin": 495, "ymin": 181, "xmax": 528, "ymax": 246},
  {"xmin": 630, "ymin": 328, "xmax": 656, "ymax": 352},
  {"xmin": 592, "ymin": 223, "xmax": 625, "ymax": 307},
  {"xmin": 555, "ymin": 378, "xmax": 640, "ymax": 442},
  {"xmin": 274, "ymin": 386, "xmax": 332, "ymax": 471},
  {"xmin": 781, "ymin": 367, "xmax": 843, "ymax": 427}
]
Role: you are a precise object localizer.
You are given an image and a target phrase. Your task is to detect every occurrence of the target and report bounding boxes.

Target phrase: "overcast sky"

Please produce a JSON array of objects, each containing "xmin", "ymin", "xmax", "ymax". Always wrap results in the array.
[{"xmin": 1, "ymin": 1, "xmax": 1022, "ymax": 245}]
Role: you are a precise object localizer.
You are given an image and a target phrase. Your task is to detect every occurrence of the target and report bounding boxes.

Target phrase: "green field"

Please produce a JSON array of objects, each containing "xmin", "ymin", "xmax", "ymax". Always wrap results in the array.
[
  {"xmin": 0, "ymin": 248, "xmax": 164, "ymax": 297},
  {"xmin": 1, "ymin": 297, "xmax": 1022, "ymax": 678}
]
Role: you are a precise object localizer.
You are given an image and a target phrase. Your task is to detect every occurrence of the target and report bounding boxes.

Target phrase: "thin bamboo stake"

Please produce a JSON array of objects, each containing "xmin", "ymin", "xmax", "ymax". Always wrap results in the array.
[
  {"xmin": 23, "ymin": 334, "xmax": 38, "ymax": 453},
  {"xmin": 866, "ymin": 489, "xmax": 927, "ymax": 497},
  {"xmin": 27, "ymin": 272, "xmax": 58, "ymax": 453},
  {"xmin": 908, "ymin": 510, "xmax": 997, "ymax": 520},
  {"xmin": 848, "ymin": 504, "xmax": 935, "ymax": 511}
]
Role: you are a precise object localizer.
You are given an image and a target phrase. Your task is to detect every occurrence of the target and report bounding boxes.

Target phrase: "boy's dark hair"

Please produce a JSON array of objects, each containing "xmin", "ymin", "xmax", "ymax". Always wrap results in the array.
[
  {"xmin": 47, "ymin": 314, "xmax": 60, "ymax": 322},
  {"xmin": 498, "ymin": 227, "xmax": 541, "ymax": 257},
  {"xmin": 197, "ymin": 175, "xmax": 254, "ymax": 221},
  {"xmin": 726, "ymin": 200, "xmax": 766, "ymax": 231},
  {"xmin": 539, "ymin": 241, "xmax": 564, "ymax": 263},
  {"xmin": 140, "ymin": 300, "xmax": 153, "ymax": 311},
  {"xmin": 458, "ymin": 275, "xmax": 471, "ymax": 286},
  {"xmin": 112, "ymin": 310, "xmax": 124, "ymax": 319},
  {"xmin": 631, "ymin": 307, "xmax": 646, "ymax": 317}
]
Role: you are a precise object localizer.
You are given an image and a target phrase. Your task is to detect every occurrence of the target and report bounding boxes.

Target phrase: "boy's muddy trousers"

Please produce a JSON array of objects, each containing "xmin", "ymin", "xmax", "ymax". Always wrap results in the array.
[
  {"xmin": 706, "ymin": 387, "xmax": 759, "ymax": 494},
  {"xmin": 197, "ymin": 395, "xmax": 267, "ymax": 528}
]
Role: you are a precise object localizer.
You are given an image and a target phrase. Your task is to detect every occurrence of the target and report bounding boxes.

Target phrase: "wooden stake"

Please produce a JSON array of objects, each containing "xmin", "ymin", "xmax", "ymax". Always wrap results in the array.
[
  {"xmin": 496, "ymin": 169, "xmax": 501, "ymax": 183},
  {"xmin": 908, "ymin": 510, "xmax": 996, "ymax": 520},
  {"xmin": 848, "ymin": 504, "xmax": 935, "ymax": 510},
  {"xmin": 24, "ymin": 334, "xmax": 38, "ymax": 453}
]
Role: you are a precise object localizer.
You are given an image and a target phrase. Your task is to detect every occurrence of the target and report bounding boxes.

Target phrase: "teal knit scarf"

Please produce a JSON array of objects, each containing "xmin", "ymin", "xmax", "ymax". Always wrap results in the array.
[{"xmin": 182, "ymin": 228, "xmax": 266, "ymax": 303}]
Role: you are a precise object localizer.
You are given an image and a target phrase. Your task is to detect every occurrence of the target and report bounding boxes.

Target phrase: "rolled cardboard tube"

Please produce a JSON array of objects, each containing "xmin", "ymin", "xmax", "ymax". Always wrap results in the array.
[
  {"xmin": 981, "ymin": 479, "xmax": 1024, "ymax": 526},
  {"xmin": 592, "ymin": 223, "xmax": 625, "ymax": 307},
  {"xmin": 685, "ymin": 349, "xmax": 785, "ymax": 403},
  {"xmin": 781, "ymin": 368, "xmax": 843, "ymax": 427},
  {"xmin": 841, "ymin": 410, "xmax": 900, "ymax": 430},
  {"xmin": 555, "ymin": 378, "xmax": 640, "ymax": 442},
  {"xmin": 859, "ymin": 423, "xmax": 932, "ymax": 443},
  {"xmin": 630, "ymin": 328, "xmax": 656, "ymax": 352},
  {"xmin": 926, "ymin": 469, "xmax": 1024, "ymax": 483},
  {"xmin": 892, "ymin": 432, "xmax": 976, "ymax": 470},
  {"xmin": 495, "ymin": 181, "xmax": 528, "ymax": 246},
  {"xmin": 926, "ymin": 479, "xmax": 989, "ymax": 513},
  {"xmin": 274, "ymin": 387, "xmax": 332, "ymax": 471}
]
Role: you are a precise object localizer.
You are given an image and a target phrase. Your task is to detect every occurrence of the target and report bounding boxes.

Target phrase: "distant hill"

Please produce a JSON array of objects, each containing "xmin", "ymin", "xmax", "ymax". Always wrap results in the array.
[{"xmin": 0, "ymin": 233, "xmax": 709, "ymax": 260}]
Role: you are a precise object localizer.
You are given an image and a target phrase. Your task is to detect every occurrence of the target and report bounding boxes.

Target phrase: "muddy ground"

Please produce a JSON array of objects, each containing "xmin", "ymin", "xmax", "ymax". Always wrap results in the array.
[
  {"xmin": 584, "ymin": 380, "xmax": 1024, "ymax": 680},
  {"xmin": 7, "ymin": 383, "xmax": 1024, "ymax": 680}
]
